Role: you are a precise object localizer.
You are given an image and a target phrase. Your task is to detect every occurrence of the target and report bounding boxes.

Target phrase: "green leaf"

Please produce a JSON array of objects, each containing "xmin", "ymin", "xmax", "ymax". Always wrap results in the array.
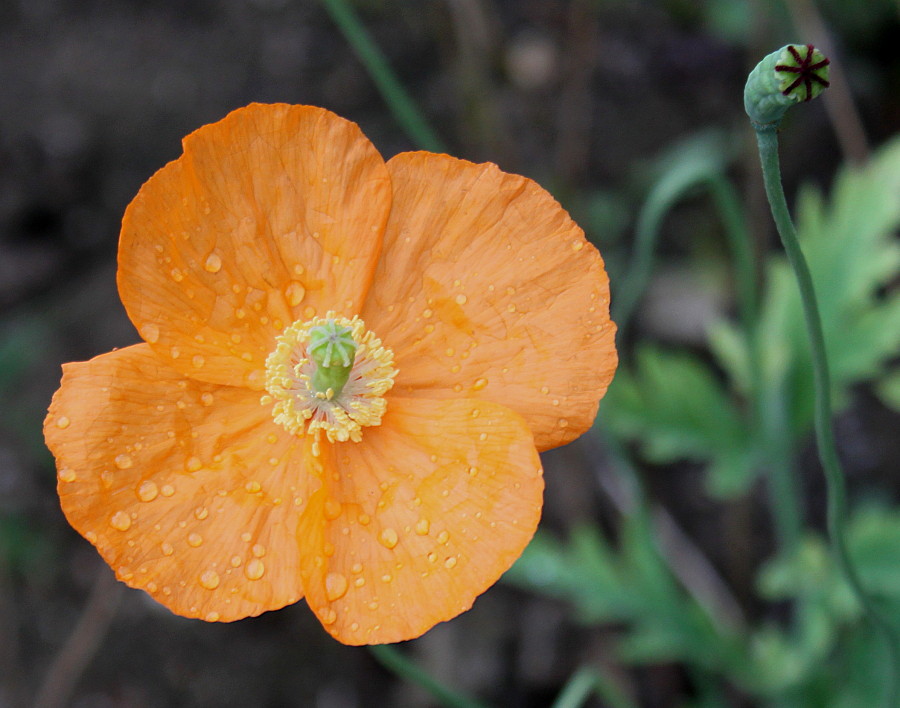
[{"xmin": 603, "ymin": 346, "xmax": 758, "ymax": 497}]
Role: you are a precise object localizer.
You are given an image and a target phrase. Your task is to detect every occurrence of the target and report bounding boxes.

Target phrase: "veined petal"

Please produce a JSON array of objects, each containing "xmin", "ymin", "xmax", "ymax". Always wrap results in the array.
[
  {"xmin": 45, "ymin": 344, "xmax": 319, "ymax": 622},
  {"xmin": 298, "ymin": 396, "xmax": 543, "ymax": 645},
  {"xmin": 118, "ymin": 104, "xmax": 391, "ymax": 390},
  {"xmin": 361, "ymin": 152, "xmax": 617, "ymax": 451}
]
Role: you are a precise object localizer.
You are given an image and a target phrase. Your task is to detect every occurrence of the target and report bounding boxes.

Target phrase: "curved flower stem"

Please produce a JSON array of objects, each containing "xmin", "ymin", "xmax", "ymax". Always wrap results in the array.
[
  {"xmin": 753, "ymin": 124, "xmax": 899, "ymax": 705},
  {"xmin": 319, "ymin": 0, "xmax": 448, "ymax": 154},
  {"xmin": 368, "ymin": 645, "xmax": 490, "ymax": 708}
]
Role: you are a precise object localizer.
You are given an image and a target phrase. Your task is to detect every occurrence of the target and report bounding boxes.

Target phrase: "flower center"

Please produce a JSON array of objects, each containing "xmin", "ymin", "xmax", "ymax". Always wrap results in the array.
[{"xmin": 263, "ymin": 313, "xmax": 397, "ymax": 454}]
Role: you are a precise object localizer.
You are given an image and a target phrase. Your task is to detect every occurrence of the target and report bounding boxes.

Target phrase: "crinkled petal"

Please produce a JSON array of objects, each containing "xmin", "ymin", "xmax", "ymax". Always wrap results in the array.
[
  {"xmin": 298, "ymin": 396, "xmax": 543, "ymax": 645},
  {"xmin": 118, "ymin": 104, "xmax": 391, "ymax": 390},
  {"xmin": 361, "ymin": 152, "xmax": 617, "ymax": 451},
  {"xmin": 45, "ymin": 344, "xmax": 319, "ymax": 622}
]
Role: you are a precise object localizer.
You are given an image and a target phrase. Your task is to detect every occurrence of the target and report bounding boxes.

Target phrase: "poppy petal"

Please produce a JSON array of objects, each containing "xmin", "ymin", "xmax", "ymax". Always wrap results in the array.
[
  {"xmin": 45, "ymin": 344, "xmax": 319, "ymax": 622},
  {"xmin": 298, "ymin": 396, "xmax": 543, "ymax": 645},
  {"xmin": 118, "ymin": 103, "xmax": 392, "ymax": 390},
  {"xmin": 362, "ymin": 152, "xmax": 617, "ymax": 451}
]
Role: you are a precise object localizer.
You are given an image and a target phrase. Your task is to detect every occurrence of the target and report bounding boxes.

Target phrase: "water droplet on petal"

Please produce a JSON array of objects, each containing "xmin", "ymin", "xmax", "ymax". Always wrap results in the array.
[
  {"xmin": 245, "ymin": 558, "xmax": 265, "ymax": 580},
  {"xmin": 194, "ymin": 506, "xmax": 209, "ymax": 520},
  {"xmin": 186, "ymin": 456, "xmax": 202, "ymax": 472},
  {"xmin": 558, "ymin": 418, "xmax": 569, "ymax": 428},
  {"xmin": 230, "ymin": 555, "xmax": 242, "ymax": 567},
  {"xmin": 204, "ymin": 253, "xmax": 222, "ymax": 273},
  {"xmin": 571, "ymin": 239, "xmax": 584, "ymax": 251},
  {"xmin": 472, "ymin": 378, "xmax": 488, "ymax": 391},
  {"xmin": 444, "ymin": 556, "xmax": 458, "ymax": 569},
  {"xmin": 110, "ymin": 511, "xmax": 131, "ymax": 531},
  {"xmin": 252, "ymin": 544, "xmax": 266, "ymax": 558},
  {"xmin": 161, "ymin": 484, "xmax": 175, "ymax": 497},
  {"xmin": 324, "ymin": 499, "xmax": 342, "ymax": 520},
  {"xmin": 58, "ymin": 467, "xmax": 76, "ymax": 482},
  {"xmin": 455, "ymin": 294, "xmax": 467, "ymax": 305},
  {"xmin": 379, "ymin": 528, "xmax": 399, "ymax": 549},
  {"xmin": 161, "ymin": 542, "xmax": 174, "ymax": 556},
  {"xmin": 115, "ymin": 454, "xmax": 133, "ymax": 470},
  {"xmin": 245, "ymin": 481, "xmax": 261, "ymax": 493},
  {"xmin": 205, "ymin": 611, "xmax": 221, "ymax": 622},
  {"xmin": 187, "ymin": 533, "xmax": 203, "ymax": 547},
  {"xmin": 320, "ymin": 607, "xmax": 337, "ymax": 625},
  {"xmin": 437, "ymin": 530, "xmax": 450, "ymax": 545},
  {"xmin": 141, "ymin": 324, "xmax": 160, "ymax": 343},
  {"xmin": 415, "ymin": 518, "xmax": 430, "ymax": 535},
  {"xmin": 199, "ymin": 570, "xmax": 220, "ymax": 590},
  {"xmin": 192, "ymin": 355, "xmax": 205, "ymax": 369},
  {"xmin": 285, "ymin": 282, "xmax": 306, "ymax": 307},
  {"xmin": 325, "ymin": 572, "xmax": 349, "ymax": 601},
  {"xmin": 201, "ymin": 392, "xmax": 214, "ymax": 406},
  {"xmin": 136, "ymin": 480, "xmax": 158, "ymax": 502}
]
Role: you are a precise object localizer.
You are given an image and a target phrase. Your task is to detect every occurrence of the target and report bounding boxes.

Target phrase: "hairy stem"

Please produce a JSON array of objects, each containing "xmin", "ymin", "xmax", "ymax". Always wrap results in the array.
[{"xmin": 754, "ymin": 124, "xmax": 898, "ymax": 706}]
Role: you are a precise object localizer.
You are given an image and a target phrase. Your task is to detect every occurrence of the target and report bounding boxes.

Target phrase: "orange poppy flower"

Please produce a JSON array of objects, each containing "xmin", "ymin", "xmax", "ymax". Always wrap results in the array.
[{"xmin": 44, "ymin": 104, "xmax": 617, "ymax": 645}]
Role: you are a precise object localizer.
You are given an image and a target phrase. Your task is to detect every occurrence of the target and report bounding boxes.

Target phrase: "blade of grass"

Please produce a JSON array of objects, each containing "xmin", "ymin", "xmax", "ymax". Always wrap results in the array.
[{"xmin": 319, "ymin": 0, "xmax": 448, "ymax": 153}]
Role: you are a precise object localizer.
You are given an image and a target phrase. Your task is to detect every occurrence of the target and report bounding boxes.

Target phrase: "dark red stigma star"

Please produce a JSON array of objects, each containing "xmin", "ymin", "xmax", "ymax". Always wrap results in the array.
[{"xmin": 775, "ymin": 44, "xmax": 830, "ymax": 102}]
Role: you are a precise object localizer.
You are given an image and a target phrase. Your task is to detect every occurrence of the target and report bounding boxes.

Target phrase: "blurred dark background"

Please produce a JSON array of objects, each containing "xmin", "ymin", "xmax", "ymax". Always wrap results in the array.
[{"xmin": 1, "ymin": 1, "xmax": 899, "ymax": 706}]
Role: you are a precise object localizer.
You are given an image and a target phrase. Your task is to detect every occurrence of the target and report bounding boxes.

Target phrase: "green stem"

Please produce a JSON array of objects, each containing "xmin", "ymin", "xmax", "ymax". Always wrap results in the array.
[
  {"xmin": 368, "ymin": 645, "xmax": 491, "ymax": 708},
  {"xmin": 551, "ymin": 665, "xmax": 637, "ymax": 708},
  {"xmin": 754, "ymin": 125, "xmax": 899, "ymax": 706},
  {"xmin": 319, "ymin": 0, "xmax": 448, "ymax": 153}
]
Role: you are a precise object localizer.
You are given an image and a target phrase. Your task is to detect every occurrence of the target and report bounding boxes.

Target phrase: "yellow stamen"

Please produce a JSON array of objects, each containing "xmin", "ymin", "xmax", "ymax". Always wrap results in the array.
[{"xmin": 263, "ymin": 312, "xmax": 397, "ymax": 451}]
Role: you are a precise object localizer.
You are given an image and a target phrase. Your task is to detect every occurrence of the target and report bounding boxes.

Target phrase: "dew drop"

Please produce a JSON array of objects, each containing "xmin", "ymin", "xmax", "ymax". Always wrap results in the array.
[
  {"xmin": 161, "ymin": 542, "xmax": 174, "ymax": 556},
  {"xmin": 252, "ymin": 543, "xmax": 266, "ymax": 558},
  {"xmin": 194, "ymin": 506, "xmax": 209, "ymax": 520},
  {"xmin": 351, "ymin": 562, "xmax": 363, "ymax": 574},
  {"xmin": 115, "ymin": 454, "xmax": 133, "ymax": 470},
  {"xmin": 325, "ymin": 572, "xmax": 349, "ymax": 601},
  {"xmin": 245, "ymin": 558, "xmax": 265, "ymax": 580},
  {"xmin": 204, "ymin": 253, "xmax": 222, "ymax": 273},
  {"xmin": 324, "ymin": 498, "xmax": 342, "ymax": 520},
  {"xmin": 444, "ymin": 556, "xmax": 458, "ymax": 569},
  {"xmin": 170, "ymin": 268, "xmax": 184, "ymax": 282},
  {"xmin": 437, "ymin": 530, "xmax": 450, "ymax": 545},
  {"xmin": 379, "ymin": 528, "xmax": 399, "ymax": 549},
  {"xmin": 230, "ymin": 555, "xmax": 242, "ymax": 567},
  {"xmin": 241, "ymin": 532, "xmax": 252, "ymax": 542},
  {"xmin": 285, "ymin": 282, "xmax": 306, "ymax": 307},
  {"xmin": 161, "ymin": 484, "xmax": 175, "ymax": 497},
  {"xmin": 58, "ymin": 467, "xmax": 76, "ymax": 482},
  {"xmin": 199, "ymin": 570, "xmax": 220, "ymax": 590},
  {"xmin": 110, "ymin": 511, "xmax": 131, "ymax": 531},
  {"xmin": 187, "ymin": 533, "xmax": 203, "ymax": 547},
  {"xmin": 200, "ymin": 392, "xmax": 214, "ymax": 406},
  {"xmin": 186, "ymin": 456, "xmax": 202, "ymax": 472},
  {"xmin": 453, "ymin": 383, "xmax": 463, "ymax": 392},
  {"xmin": 472, "ymin": 377, "xmax": 488, "ymax": 391},
  {"xmin": 136, "ymin": 480, "xmax": 158, "ymax": 502},
  {"xmin": 55, "ymin": 416, "xmax": 71, "ymax": 430},
  {"xmin": 320, "ymin": 607, "xmax": 338, "ymax": 625},
  {"xmin": 571, "ymin": 239, "xmax": 584, "ymax": 251},
  {"xmin": 558, "ymin": 418, "xmax": 569, "ymax": 428},
  {"xmin": 381, "ymin": 574, "xmax": 393, "ymax": 583},
  {"xmin": 245, "ymin": 480, "xmax": 261, "ymax": 493},
  {"xmin": 454, "ymin": 294, "xmax": 467, "ymax": 305},
  {"xmin": 205, "ymin": 611, "xmax": 221, "ymax": 622},
  {"xmin": 415, "ymin": 518, "xmax": 430, "ymax": 536},
  {"xmin": 427, "ymin": 551, "xmax": 438, "ymax": 563},
  {"xmin": 540, "ymin": 386, "xmax": 549, "ymax": 395},
  {"xmin": 192, "ymin": 355, "xmax": 205, "ymax": 369}
]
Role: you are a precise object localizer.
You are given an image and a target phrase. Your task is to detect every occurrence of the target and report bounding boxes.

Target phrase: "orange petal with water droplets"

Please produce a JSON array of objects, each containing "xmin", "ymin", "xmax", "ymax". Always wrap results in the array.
[
  {"xmin": 298, "ymin": 396, "xmax": 543, "ymax": 645},
  {"xmin": 118, "ymin": 104, "xmax": 391, "ymax": 390},
  {"xmin": 44, "ymin": 344, "xmax": 320, "ymax": 621},
  {"xmin": 361, "ymin": 152, "xmax": 617, "ymax": 451}
]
